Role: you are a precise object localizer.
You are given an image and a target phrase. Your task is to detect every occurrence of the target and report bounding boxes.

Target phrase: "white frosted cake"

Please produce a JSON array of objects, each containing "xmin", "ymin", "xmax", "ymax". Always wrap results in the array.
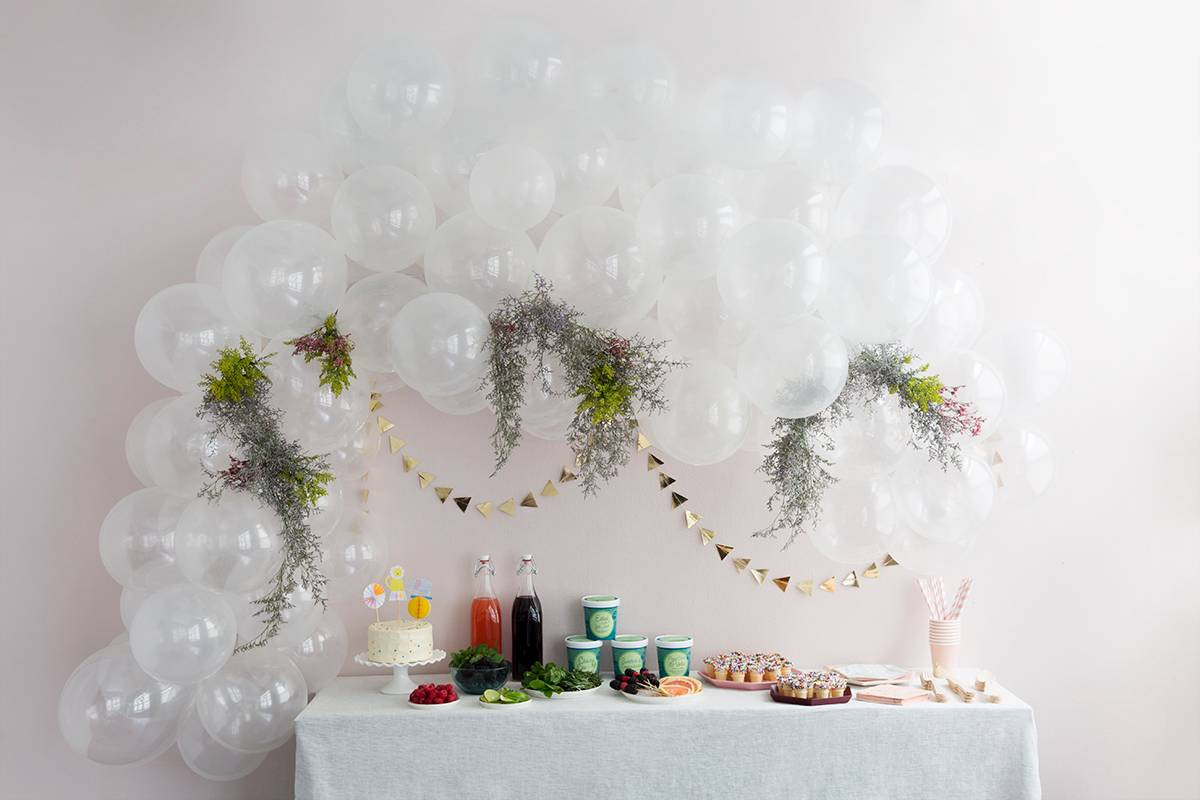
[{"xmin": 367, "ymin": 619, "xmax": 434, "ymax": 663}]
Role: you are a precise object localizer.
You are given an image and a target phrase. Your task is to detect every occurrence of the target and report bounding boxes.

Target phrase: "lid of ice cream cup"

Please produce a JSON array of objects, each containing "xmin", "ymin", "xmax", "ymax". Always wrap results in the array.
[
  {"xmin": 654, "ymin": 635, "xmax": 694, "ymax": 648},
  {"xmin": 611, "ymin": 635, "xmax": 648, "ymax": 648},
  {"xmin": 581, "ymin": 595, "xmax": 620, "ymax": 607},
  {"xmin": 564, "ymin": 635, "xmax": 602, "ymax": 649}
]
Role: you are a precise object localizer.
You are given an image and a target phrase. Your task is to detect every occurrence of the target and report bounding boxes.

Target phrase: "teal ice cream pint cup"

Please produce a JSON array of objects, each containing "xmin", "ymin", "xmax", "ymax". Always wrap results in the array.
[
  {"xmin": 655, "ymin": 635, "xmax": 694, "ymax": 677},
  {"xmin": 564, "ymin": 635, "xmax": 602, "ymax": 674},
  {"xmin": 581, "ymin": 595, "xmax": 620, "ymax": 641},
  {"xmin": 611, "ymin": 634, "xmax": 648, "ymax": 674}
]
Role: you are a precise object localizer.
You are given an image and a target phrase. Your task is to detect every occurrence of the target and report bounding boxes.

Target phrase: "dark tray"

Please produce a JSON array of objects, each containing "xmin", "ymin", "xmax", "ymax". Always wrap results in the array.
[{"xmin": 769, "ymin": 686, "xmax": 852, "ymax": 706}]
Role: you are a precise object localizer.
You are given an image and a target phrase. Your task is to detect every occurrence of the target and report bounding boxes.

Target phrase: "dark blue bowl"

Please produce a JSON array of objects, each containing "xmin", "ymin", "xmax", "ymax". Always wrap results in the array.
[{"xmin": 450, "ymin": 662, "xmax": 512, "ymax": 695}]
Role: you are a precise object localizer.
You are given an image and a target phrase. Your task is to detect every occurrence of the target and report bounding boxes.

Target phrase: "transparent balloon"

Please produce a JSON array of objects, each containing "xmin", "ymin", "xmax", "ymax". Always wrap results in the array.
[
  {"xmin": 346, "ymin": 40, "xmax": 455, "ymax": 140},
  {"xmin": 985, "ymin": 425, "xmax": 1055, "ymax": 507},
  {"xmin": 282, "ymin": 612, "xmax": 348, "ymax": 694},
  {"xmin": 319, "ymin": 78, "xmax": 373, "ymax": 174},
  {"xmin": 241, "ymin": 130, "xmax": 343, "ymax": 226},
  {"xmin": 423, "ymin": 387, "xmax": 490, "ymax": 416},
  {"xmin": 469, "ymin": 144, "xmax": 556, "ymax": 231},
  {"xmin": 125, "ymin": 397, "xmax": 173, "ymax": 487},
  {"xmin": 414, "ymin": 110, "xmax": 506, "ymax": 214},
  {"xmin": 975, "ymin": 323, "xmax": 1069, "ymax": 416},
  {"xmin": 737, "ymin": 317, "xmax": 849, "ymax": 419},
  {"xmin": 460, "ymin": 18, "xmax": 569, "ymax": 118},
  {"xmin": 809, "ymin": 476, "xmax": 899, "ymax": 564},
  {"xmin": 890, "ymin": 451, "xmax": 995, "ymax": 544},
  {"xmin": 657, "ymin": 275, "xmax": 748, "ymax": 362},
  {"xmin": 98, "ymin": 487, "xmax": 189, "ymax": 590},
  {"xmin": 175, "ymin": 493, "xmax": 284, "ymax": 594},
  {"xmin": 423, "ymin": 211, "xmax": 535, "ymax": 311},
  {"xmin": 578, "ymin": 43, "xmax": 677, "ymax": 141},
  {"xmin": 322, "ymin": 518, "xmax": 389, "ymax": 595},
  {"xmin": 818, "ymin": 234, "xmax": 933, "ymax": 344},
  {"xmin": 935, "ymin": 350, "xmax": 1007, "ymax": 438},
  {"xmin": 196, "ymin": 649, "xmax": 308, "ymax": 754},
  {"xmin": 330, "ymin": 166, "xmax": 435, "ymax": 271},
  {"xmin": 324, "ymin": 421, "xmax": 381, "ymax": 481},
  {"xmin": 888, "ymin": 521, "xmax": 977, "ymax": 576},
  {"xmin": 176, "ymin": 700, "xmax": 267, "ymax": 781},
  {"xmin": 223, "ymin": 221, "xmax": 348, "ymax": 340},
  {"xmin": 698, "ymin": 77, "xmax": 795, "ymax": 168},
  {"xmin": 652, "ymin": 360, "xmax": 751, "ymax": 466},
  {"xmin": 142, "ymin": 393, "xmax": 235, "ymax": 494},
  {"xmin": 735, "ymin": 165, "xmax": 833, "ymax": 234},
  {"xmin": 195, "ymin": 226, "xmax": 253, "ymax": 287},
  {"xmin": 717, "ymin": 219, "xmax": 825, "ymax": 325},
  {"xmin": 307, "ymin": 480, "xmax": 344, "ymax": 539},
  {"xmin": 120, "ymin": 586, "xmax": 152, "ymax": 629},
  {"xmin": 58, "ymin": 643, "xmax": 193, "ymax": 767},
  {"xmin": 387, "ymin": 292, "xmax": 488, "ymax": 396},
  {"xmin": 130, "ymin": 585, "xmax": 237, "ymax": 684},
  {"xmin": 536, "ymin": 207, "xmax": 660, "ymax": 328},
  {"xmin": 536, "ymin": 115, "xmax": 620, "ymax": 214},
  {"xmin": 636, "ymin": 174, "xmax": 739, "ymax": 278},
  {"xmin": 519, "ymin": 355, "xmax": 576, "ymax": 434},
  {"xmin": 821, "ymin": 394, "xmax": 911, "ymax": 479},
  {"xmin": 903, "ymin": 271, "xmax": 986, "ymax": 361},
  {"xmin": 337, "ymin": 272, "xmax": 429, "ymax": 374},
  {"xmin": 134, "ymin": 283, "xmax": 241, "ymax": 392},
  {"xmin": 833, "ymin": 165, "xmax": 952, "ymax": 265},
  {"xmin": 790, "ymin": 79, "xmax": 885, "ymax": 181},
  {"xmin": 266, "ymin": 337, "xmax": 371, "ymax": 451},
  {"xmin": 227, "ymin": 581, "xmax": 322, "ymax": 648}
]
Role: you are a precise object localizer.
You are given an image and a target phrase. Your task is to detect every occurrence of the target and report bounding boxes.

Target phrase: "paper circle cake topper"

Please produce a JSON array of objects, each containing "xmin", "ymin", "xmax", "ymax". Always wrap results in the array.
[
  {"xmin": 362, "ymin": 582, "xmax": 386, "ymax": 609},
  {"xmin": 407, "ymin": 577, "xmax": 433, "ymax": 619}
]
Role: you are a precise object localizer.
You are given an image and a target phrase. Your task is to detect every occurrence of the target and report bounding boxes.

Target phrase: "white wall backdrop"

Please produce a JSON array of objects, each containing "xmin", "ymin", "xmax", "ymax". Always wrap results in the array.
[{"xmin": 1, "ymin": 1, "xmax": 1197, "ymax": 798}]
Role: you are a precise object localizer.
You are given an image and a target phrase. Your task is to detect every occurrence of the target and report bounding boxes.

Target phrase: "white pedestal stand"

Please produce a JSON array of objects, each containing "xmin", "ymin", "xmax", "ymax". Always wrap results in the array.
[{"xmin": 354, "ymin": 650, "xmax": 447, "ymax": 695}]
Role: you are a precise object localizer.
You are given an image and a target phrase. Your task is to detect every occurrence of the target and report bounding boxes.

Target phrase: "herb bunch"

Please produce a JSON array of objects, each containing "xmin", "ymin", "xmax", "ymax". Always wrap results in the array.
[
  {"xmin": 757, "ymin": 343, "xmax": 985, "ymax": 547},
  {"xmin": 449, "ymin": 644, "xmax": 506, "ymax": 669},
  {"xmin": 521, "ymin": 661, "xmax": 602, "ymax": 697},
  {"xmin": 197, "ymin": 338, "xmax": 335, "ymax": 650},
  {"xmin": 285, "ymin": 313, "xmax": 356, "ymax": 397},
  {"xmin": 483, "ymin": 276, "xmax": 684, "ymax": 495}
]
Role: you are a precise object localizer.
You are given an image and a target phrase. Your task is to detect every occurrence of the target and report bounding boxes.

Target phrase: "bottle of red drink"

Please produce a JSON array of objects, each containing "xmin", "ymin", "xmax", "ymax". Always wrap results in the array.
[
  {"xmin": 470, "ymin": 555, "xmax": 502, "ymax": 653},
  {"xmin": 511, "ymin": 555, "xmax": 543, "ymax": 680}
]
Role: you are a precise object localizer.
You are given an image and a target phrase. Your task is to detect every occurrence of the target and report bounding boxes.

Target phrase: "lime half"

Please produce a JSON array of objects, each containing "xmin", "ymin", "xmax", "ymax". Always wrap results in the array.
[{"xmin": 482, "ymin": 689, "xmax": 501, "ymax": 703}]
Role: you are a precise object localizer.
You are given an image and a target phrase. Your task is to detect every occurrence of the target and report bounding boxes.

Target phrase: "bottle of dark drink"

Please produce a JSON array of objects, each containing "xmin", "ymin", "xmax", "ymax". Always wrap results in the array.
[{"xmin": 511, "ymin": 554, "xmax": 543, "ymax": 680}]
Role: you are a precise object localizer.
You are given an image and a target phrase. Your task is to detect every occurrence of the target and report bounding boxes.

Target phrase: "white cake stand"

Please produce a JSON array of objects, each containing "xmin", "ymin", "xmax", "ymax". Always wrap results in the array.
[{"xmin": 354, "ymin": 650, "xmax": 447, "ymax": 695}]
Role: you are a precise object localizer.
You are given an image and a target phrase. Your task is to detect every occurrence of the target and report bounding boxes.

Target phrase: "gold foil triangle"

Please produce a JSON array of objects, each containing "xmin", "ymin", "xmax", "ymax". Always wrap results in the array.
[
  {"xmin": 772, "ymin": 576, "xmax": 790, "ymax": 592},
  {"xmin": 715, "ymin": 544, "xmax": 734, "ymax": 561},
  {"xmin": 732, "ymin": 557, "xmax": 751, "ymax": 574},
  {"xmin": 520, "ymin": 492, "xmax": 538, "ymax": 508},
  {"xmin": 863, "ymin": 563, "xmax": 880, "ymax": 579},
  {"xmin": 647, "ymin": 453, "xmax": 664, "ymax": 470},
  {"xmin": 434, "ymin": 487, "xmax": 453, "ymax": 504},
  {"xmin": 882, "ymin": 554, "xmax": 900, "ymax": 567},
  {"xmin": 388, "ymin": 435, "xmax": 405, "ymax": 454},
  {"xmin": 637, "ymin": 432, "xmax": 652, "ymax": 451},
  {"xmin": 360, "ymin": 489, "xmax": 370, "ymax": 503},
  {"xmin": 370, "ymin": 392, "xmax": 381, "ymax": 401},
  {"xmin": 991, "ymin": 450, "xmax": 1004, "ymax": 465},
  {"xmin": 417, "ymin": 472, "xmax": 435, "ymax": 489},
  {"xmin": 842, "ymin": 571, "xmax": 860, "ymax": 588},
  {"xmin": 819, "ymin": 577, "xmax": 837, "ymax": 593},
  {"xmin": 402, "ymin": 455, "xmax": 418, "ymax": 473},
  {"xmin": 797, "ymin": 580, "xmax": 814, "ymax": 597},
  {"xmin": 559, "ymin": 467, "xmax": 577, "ymax": 483},
  {"xmin": 658, "ymin": 473, "xmax": 676, "ymax": 489},
  {"xmin": 377, "ymin": 416, "xmax": 394, "ymax": 433},
  {"xmin": 699, "ymin": 527, "xmax": 715, "ymax": 545},
  {"xmin": 453, "ymin": 497, "xmax": 471, "ymax": 513},
  {"xmin": 751, "ymin": 567, "xmax": 769, "ymax": 585},
  {"xmin": 684, "ymin": 510, "xmax": 702, "ymax": 529},
  {"xmin": 541, "ymin": 480, "xmax": 558, "ymax": 497},
  {"xmin": 475, "ymin": 501, "xmax": 492, "ymax": 518},
  {"xmin": 369, "ymin": 397, "xmax": 382, "ymax": 412},
  {"xmin": 670, "ymin": 491, "xmax": 688, "ymax": 509},
  {"xmin": 498, "ymin": 498, "xmax": 516, "ymax": 516}
]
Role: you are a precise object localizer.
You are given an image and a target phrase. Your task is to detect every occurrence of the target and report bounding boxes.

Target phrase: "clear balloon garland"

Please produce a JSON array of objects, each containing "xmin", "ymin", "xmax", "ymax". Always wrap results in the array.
[{"xmin": 62, "ymin": 22, "xmax": 1071, "ymax": 780}]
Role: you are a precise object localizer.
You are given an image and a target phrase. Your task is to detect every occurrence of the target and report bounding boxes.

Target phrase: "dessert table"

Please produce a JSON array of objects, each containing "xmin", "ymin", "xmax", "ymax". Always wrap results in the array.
[{"xmin": 295, "ymin": 674, "xmax": 1041, "ymax": 800}]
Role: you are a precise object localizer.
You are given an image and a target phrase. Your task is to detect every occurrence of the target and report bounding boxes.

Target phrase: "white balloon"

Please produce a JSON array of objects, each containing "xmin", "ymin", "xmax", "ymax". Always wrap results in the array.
[
  {"xmin": 935, "ymin": 350, "xmax": 1007, "ymax": 438},
  {"xmin": 195, "ymin": 226, "xmax": 253, "ymax": 287},
  {"xmin": 717, "ymin": 219, "xmax": 825, "ymax": 325},
  {"xmin": 266, "ymin": 337, "xmax": 371, "ymax": 451},
  {"xmin": 119, "ymin": 586, "xmax": 152, "ymax": 630},
  {"xmin": 241, "ymin": 131, "xmax": 343, "ymax": 226},
  {"xmin": 125, "ymin": 397, "xmax": 173, "ymax": 487},
  {"xmin": 821, "ymin": 394, "xmax": 912, "ymax": 478},
  {"xmin": 985, "ymin": 425, "xmax": 1055, "ymax": 506},
  {"xmin": 195, "ymin": 649, "xmax": 308, "ymax": 754},
  {"xmin": 790, "ymin": 79, "xmax": 885, "ymax": 181},
  {"xmin": 130, "ymin": 585, "xmax": 237, "ymax": 684},
  {"xmin": 223, "ymin": 221, "xmax": 348, "ymax": 340},
  {"xmin": 330, "ymin": 166, "xmax": 435, "ymax": 271},
  {"xmin": 134, "ymin": 283, "xmax": 241, "ymax": 392},
  {"xmin": 308, "ymin": 480, "xmax": 344, "ymax": 539},
  {"xmin": 387, "ymin": 292, "xmax": 488, "ymax": 396},
  {"xmin": 810, "ymin": 476, "xmax": 898, "ymax": 564},
  {"xmin": 833, "ymin": 165, "xmax": 952, "ymax": 265},
  {"xmin": 346, "ymin": 40, "xmax": 455, "ymax": 140},
  {"xmin": 653, "ymin": 360, "xmax": 751, "ymax": 466},
  {"xmin": 282, "ymin": 612, "xmax": 348, "ymax": 694},
  {"xmin": 904, "ymin": 271, "xmax": 986, "ymax": 361},
  {"xmin": 469, "ymin": 144, "xmax": 556, "ymax": 231},
  {"xmin": 324, "ymin": 421, "xmax": 381, "ymax": 481},
  {"xmin": 319, "ymin": 78, "xmax": 372, "ymax": 174},
  {"xmin": 537, "ymin": 116, "xmax": 620, "ymax": 214},
  {"xmin": 657, "ymin": 275, "xmax": 748, "ymax": 362},
  {"xmin": 519, "ymin": 355, "xmax": 576, "ymax": 434},
  {"xmin": 888, "ymin": 521, "xmax": 976, "ymax": 576},
  {"xmin": 98, "ymin": 488, "xmax": 189, "ymax": 590},
  {"xmin": 58, "ymin": 644, "xmax": 193, "ymax": 767},
  {"xmin": 578, "ymin": 43, "xmax": 677, "ymax": 141},
  {"xmin": 175, "ymin": 493, "xmax": 284, "ymax": 594},
  {"xmin": 975, "ymin": 323, "xmax": 1070, "ymax": 416},
  {"xmin": 737, "ymin": 317, "xmax": 849, "ymax": 419},
  {"xmin": 414, "ymin": 110, "xmax": 506, "ymax": 214},
  {"xmin": 227, "ymin": 581, "xmax": 322, "ymax": 648},
  {"xmin": 423, "ymin": 387, "xmax": 490, "ymax": 416},
  {"xmin": 891, "ymin": 451, "xmax": 995, "ymax": 543},
  {"xmin": 636, "ymin": 174, "xmax": 739, "ymax": 278},
  {"xmin": 819, "ymin": 234, "xmax": 933, "ymax": 344},
  {"xmin": 423, "ymin": 211, "xmax": 535, "ymax": 311},
  {"xmin": 536, "ymin": 207, "xmax": 661, "ymax": 328},
  {"xmin": 736, "ymin": 165, "xmax": 833, "ymax": 234},
  {"xmin": 322, "ymin": 519, "xmax": 388, "ymax": 593},
  {"xmin": 698, "ymin": 77, "xmax": 795, "ymax": 168},
  {"xmin": 142, "ymin": 393, "xmax": 235, "ymax": 494},
  {"xmin": 460, "ymin": 18, "xmax": 569, "ymax": 118},
  {"xmin": 337, "ymin": 272, "xmax": 429, "ymax": 374},
  {"xmin": 177, "ymin": 700, "xmax": 267, "ymax": 781}
]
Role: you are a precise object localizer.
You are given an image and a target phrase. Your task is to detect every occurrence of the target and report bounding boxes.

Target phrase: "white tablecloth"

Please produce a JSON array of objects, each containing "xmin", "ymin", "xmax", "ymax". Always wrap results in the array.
[{"xmin": 295, "ymin": 674, "xmax": 1041, "ymax": 800}]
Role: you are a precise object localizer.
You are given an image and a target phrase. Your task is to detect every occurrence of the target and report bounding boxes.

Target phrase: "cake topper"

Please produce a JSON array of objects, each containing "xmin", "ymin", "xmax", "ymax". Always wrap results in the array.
[
  {"xmin": 407, "ymin": 577, "xmax": 433, "ymax": 620},
  {"xmin": 362, "ymin": 582, "xmax": 386, "ymax": 623}
]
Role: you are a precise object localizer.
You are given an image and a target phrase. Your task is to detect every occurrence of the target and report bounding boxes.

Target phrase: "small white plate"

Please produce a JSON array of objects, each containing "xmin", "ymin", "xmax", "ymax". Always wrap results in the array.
[
  {"xmin": 528, "ymin": 683, "xmax": 604, "ymax": 699},
  {"xmin": 407, "ymin": 697, "xmax": 459, "ymax": 710},
  {"xmin": 619, "ymin": 689, "xmax": 703, "ymax": 704},
  {"xmin": 478, "ymin": 697, "xmax": 532, "ymax": 709}
]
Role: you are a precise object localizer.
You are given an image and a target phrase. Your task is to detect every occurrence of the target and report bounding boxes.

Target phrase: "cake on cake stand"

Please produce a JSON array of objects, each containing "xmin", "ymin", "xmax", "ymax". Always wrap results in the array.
[{"xmin": 354, "ymin": 650, "xmax": 447, "ymax": 695}]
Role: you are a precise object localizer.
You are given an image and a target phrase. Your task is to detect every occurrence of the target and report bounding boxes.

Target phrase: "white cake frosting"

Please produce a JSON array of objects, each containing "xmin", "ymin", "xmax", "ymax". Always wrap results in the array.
[{"xmin": 367, "ymin": 619, "xmax": 434, "ymax": 663}]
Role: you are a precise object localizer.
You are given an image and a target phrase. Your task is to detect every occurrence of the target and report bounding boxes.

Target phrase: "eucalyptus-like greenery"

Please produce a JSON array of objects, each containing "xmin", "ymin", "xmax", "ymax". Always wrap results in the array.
[
  {"xmin": 285, "ymin": 313, "xmax": 356, "ymax": 397},
  {"xmin": 483, "ymin": 277, "xmax": 685, "ymax": 495},
  {"xmin": 757, "ymin": 343, "xmax": 985, "ymax": 547},
  {"xmin": 198, "ymin": 338, "xmax": 334, "ymax": 650}
]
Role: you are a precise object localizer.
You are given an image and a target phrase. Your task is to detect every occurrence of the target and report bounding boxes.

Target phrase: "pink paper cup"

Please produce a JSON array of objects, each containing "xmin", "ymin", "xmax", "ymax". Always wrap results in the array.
[{"xmin": 930, "ymin": 641, "xmax": 960, "ymax": 673}]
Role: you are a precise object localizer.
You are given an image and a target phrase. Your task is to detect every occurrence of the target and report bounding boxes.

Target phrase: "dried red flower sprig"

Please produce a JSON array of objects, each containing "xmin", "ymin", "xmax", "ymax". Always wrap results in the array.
[{"xmin": 285, "ymin": 313, "xmax": 356, "ymax": 397}]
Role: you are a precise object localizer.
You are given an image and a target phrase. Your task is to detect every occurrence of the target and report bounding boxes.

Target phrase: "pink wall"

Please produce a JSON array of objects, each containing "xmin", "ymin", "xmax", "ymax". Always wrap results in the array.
[{"xmin": 2, "ymin": 2, "xmax": 1197, "ymax": 799}]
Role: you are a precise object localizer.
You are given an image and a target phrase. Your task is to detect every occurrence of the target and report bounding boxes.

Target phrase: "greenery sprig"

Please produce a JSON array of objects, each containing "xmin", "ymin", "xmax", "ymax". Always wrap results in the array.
[
  {"xmin": 483, "ymin": 276, "xmax": 685, "ymax": 495},
  {"xmin": 757, "ymin": 343, "xmax": 985, "ymax": 547},
  {"xmin": 285, "ymin": 313, "xmax": 355, "ymax": 397},
  {"xmin": 198, "ymin": 338, "xmax": 335, "ymax": 650}
]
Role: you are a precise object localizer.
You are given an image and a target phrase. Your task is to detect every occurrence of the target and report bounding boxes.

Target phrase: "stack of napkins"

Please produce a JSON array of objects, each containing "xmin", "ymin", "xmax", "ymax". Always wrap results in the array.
[
  {"xmin": 855, "ymin": 685, "xmax": 930, "ymax": 705},
  {"xmin": 827, "ymin": 664, "xmax": 910, "ymax": 686}
]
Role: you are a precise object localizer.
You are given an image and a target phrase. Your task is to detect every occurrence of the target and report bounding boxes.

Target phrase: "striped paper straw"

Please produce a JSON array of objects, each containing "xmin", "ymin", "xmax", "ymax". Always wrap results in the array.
[
  {"xmin": 917, "ymin": 578, "xmax": 938, "ymax": 618},
  {"xmin": 949, "ymin": 578, "xmax": 974, "ymax": 620},
  {"xmin": 932, "ymin": 577, "xmax": 947, "ymax": 620}
]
